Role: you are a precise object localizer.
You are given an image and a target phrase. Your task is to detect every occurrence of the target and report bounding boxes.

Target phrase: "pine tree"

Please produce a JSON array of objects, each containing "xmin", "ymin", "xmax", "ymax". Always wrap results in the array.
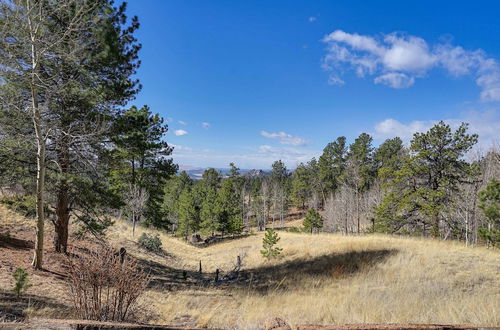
[
  {"xmin": 260, "ymin": 229, "xmax": 282, "ymax": 260},
  {"xmin": 112, "ymin": 105, "xmax": 177, "ymax": 229},
  {"xmin": 303, "ymin": 208, "xmax": 323, "ymax": 233},
  {"xmin": 215, "ymin": 178, "xmax": 242, "ymax": 235},
  {"xmin": 176, "ymin": 188, "xmax": 199, "ymax": 239},
  {"xmin": 318, "ymin": 136, "xmax": 347, "ymax": 200},
  {"xmin": 478, "ymin": 179, "xmax": 500, "ymax": 246},
  {"xmin": 374, "ymin": 122, "xmax": 478, "ymax": 236}
]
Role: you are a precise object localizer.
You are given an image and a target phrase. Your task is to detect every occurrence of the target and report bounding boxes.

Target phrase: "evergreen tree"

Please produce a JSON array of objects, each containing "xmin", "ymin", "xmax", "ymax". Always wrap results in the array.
[
  {"xmin": 303, "ymin": 208, "xmax": 323, "ymax": 233},
  {"xmin": 112, "ymin": 105, "xmax": 177, "ymax": 229},
  {"xmin": 260, "ymin": 229, "xmax": 282, "ymax": 260},
  {"xmin": 176, "ymin": 188, "xmax": 199, "ymax": 239},
  {"xmin": 291, "ymin": 163, "xmax": 311, "ymax": 209},
  {"xmin": 373, "ymin": 137, "xmax": 405, "ymax": 182},
  {"xmin": 318, "ymin": 136, "xmax": 347, "ymax": 200},
  {"xmin": 374, "ymin": 122, "xmax": 478, "ymax": 236},
  {"xmin": 478, "ymin": 179, "xmax": 500, "ymax": 246},
  {"xmin": 0, "ymin": 0, "xmax": 142, "ymax": 263},
  {"xmin": 215, "ymin": 178, "xmax": 242, "ymax": 235},
  {"xmin": 162, "ymin": 171, "xmax": 192, "ymax": 232}
]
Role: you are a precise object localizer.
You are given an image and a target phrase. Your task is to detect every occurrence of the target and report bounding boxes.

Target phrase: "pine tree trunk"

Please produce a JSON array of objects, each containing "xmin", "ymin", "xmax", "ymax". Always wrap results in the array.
[{"xmin": 54, "ymin": 140, "xmax": 70, "ymax": 253}]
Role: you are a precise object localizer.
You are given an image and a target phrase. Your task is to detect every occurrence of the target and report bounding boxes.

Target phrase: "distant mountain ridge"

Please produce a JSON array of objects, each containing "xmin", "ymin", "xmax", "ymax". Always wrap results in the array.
[{"xmin": 178, "ymin": 166, "xmax": 269, "ymax": 179}]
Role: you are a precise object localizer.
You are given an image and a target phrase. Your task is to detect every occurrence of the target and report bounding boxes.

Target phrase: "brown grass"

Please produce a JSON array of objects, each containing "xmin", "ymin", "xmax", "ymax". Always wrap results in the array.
[{"xmin": 107, "ymin": 220, "xmax": 500, "ymax": 329}]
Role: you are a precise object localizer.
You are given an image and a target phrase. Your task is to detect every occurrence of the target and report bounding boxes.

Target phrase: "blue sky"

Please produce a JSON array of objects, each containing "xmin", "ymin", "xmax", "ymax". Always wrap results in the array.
[{"xmin": 125, "ymin": 0, "xmax": 500, "ymax": 169}]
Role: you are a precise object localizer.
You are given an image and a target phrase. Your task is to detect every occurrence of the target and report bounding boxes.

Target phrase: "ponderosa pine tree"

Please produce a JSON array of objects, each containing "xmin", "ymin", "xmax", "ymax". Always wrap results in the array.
[
  {"xmin": 215, "ymin": 178, "xmax": 242, "ymax": 235},
  {"xmin": 176, "ymin": 188, "xmax": 199, "ymax": 239},
  {"xmin": 0, "ymin": 0, "xmax": 143, "ymax": 264},
  {"xmin": 374, "ymin": 122, "xmax": 478, "ymax": 236},
  {"xmin": 318, "ymin": 136, "xmax": 347, "ymax": 202},
  {"xmin": 112, "ymin": 105, "xmax": 177, "ymax": 230}
]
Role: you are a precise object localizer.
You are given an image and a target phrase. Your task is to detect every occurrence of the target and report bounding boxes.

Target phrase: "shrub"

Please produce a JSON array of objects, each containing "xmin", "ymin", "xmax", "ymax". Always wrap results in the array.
[
  {"xmin": 12, "ymin": 267, "xmax": 31, "ymax": 298},
  {"xmin": 261, "ymin": 229, "xmax": 282, "ymax": 260},
  {"xmin": 65, "ymin": 246, "xmax": 149, "ymax": 321},
  {"xmin": 138, "ymin": 233, "xmax": 163, "ymax": 253}
]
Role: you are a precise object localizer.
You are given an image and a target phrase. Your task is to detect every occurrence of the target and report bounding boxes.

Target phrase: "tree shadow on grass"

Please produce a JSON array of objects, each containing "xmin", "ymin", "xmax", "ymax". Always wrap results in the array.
[
  {"xmin": 234, "ymin": 248, "xmax": 397, "ymax": 294},
  {"xmin": 0, "ymin": 290, "xmax": 69, "ymax": 322},
  {"xmin": 136, "ymin": 248, "xmax": 397, "ymax": 295}
]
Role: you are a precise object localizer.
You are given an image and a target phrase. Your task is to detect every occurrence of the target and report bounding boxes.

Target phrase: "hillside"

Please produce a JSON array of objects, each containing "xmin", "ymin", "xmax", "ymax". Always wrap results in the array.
[{"xmin": 0, "ymin": 204, "xmax": 499, "ymax": 329}]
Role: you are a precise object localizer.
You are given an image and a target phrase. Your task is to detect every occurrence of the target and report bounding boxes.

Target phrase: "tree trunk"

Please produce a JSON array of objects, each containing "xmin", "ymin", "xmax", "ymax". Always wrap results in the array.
[
  {"xmin": 29, "ymin": 8, "xmax": 45, "ymax": 269},
  {"xmin": 54, "ymin": 140, "xmax": 70, "ymax": 253},
  {"xmin": 32, "ymin": 129, "xmax": 46, "ymax": 269},
  {"xmin": 54, "ymin": 185, "xmax": 70, "ymax": 253}
]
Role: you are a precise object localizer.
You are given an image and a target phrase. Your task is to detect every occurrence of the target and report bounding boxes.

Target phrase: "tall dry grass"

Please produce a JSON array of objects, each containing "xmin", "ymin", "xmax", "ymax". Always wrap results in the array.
[{"xmin": 108, "ymin": 221, "xmax": 500, "ymax": 329}]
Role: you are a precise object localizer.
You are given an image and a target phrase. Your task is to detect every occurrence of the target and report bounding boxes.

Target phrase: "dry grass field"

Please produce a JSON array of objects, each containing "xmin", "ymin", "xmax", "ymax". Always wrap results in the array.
[
  {"xmin": 108, "ymin": 220, "xmax": 500, "ymax": 329},
  {"xmin": 1, "ymin": 204, "xmax": 499, "ymax": 329}
]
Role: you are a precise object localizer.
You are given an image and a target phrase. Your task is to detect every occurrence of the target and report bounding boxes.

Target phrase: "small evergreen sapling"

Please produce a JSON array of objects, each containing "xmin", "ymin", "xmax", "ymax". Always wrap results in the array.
[
  {"xmin": 303, "ymin": 209, "xmax": 323, "ymax": 233},
  {"xmin": 261, "ymin": 229, "xmax": 282, "ymax": 260},
  {"xmin": 12, "ymin": 267, "xmax": 30, "ymax": 298}
]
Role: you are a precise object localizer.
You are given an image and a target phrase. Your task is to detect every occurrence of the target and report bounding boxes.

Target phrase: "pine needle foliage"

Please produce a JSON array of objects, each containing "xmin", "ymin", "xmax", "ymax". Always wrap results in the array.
[
  {"xmin": 261, "ymin": 229, "xmax": 282, "ymax": 260},
  {"xmin": 12, "ymin": 267, "xmax": 30, "ymax": 298}
]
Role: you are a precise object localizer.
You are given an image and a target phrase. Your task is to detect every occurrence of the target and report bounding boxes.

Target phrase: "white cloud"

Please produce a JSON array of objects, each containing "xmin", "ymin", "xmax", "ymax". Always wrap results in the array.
[
  {"xmin": 178, "ymin": 120, "xmax": 188, "ymax": 125},
  {"xmin": 322, "ymin": 30, "xmax": 500, "ymax": 101},
  {"xmin": 174, "ymin": 129, "xmax": 188, "ymax": 136},
  {"xmin": 165, "ymin": 117, "xmax": 173, "ymax": 123},
  {"xmin": 201, "ymin": 122, "xmax": 210, "ymax": 129},
  {"xmin": 328, "ymin": 75, "xmax": 345, "ymax": 86},
  {"xmin": 260, "ymin": 130, "xmax": 309, "ymax": 146},
  {"xmin": 374, "ymin": 72, "xmax": 415, "ymax": 88},
  {"xmin": 372, "ymin": 109, "xmax": 500, "ymax": 149},
  {"xmin": 170, "ymin": 144, "xmax": 192, "ymax": 152},
  {"xmin": 308, "ymin": 16, "xmax": 317, "ymax": 22}
]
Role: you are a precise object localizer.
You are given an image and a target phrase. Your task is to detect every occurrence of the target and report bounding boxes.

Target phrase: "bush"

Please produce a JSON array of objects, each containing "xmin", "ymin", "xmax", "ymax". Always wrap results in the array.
[
  {"xmin": 12, "ymin": 267, "xmax": 31, "ymax": 298},
  {"xmin": 138, "ymin": 233, "xmax": 163, "ymax": 253},
  {"xmin": 65, "ymin": 246, "xmax": 149, "ymax": 321}
]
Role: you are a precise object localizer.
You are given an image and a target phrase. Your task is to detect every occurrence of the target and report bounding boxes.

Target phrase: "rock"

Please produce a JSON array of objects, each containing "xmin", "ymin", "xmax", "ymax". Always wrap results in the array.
[
  {"xmin": 189, "ymin": 234, "xmax": 202, "ymax": 244},
  {"xmin": 263, "ymin": 317, "xmax": 291, "ymax": 330}
]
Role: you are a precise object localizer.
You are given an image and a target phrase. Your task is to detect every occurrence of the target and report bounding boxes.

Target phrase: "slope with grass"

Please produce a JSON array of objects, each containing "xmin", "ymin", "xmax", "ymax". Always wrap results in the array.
[
  {"xmin": 108, "ymin": 219, "xmax": 500, "ymax": 329},
  {"xmin": 1, "ymin": 204, "xmax": 499, "ymax": 329}
]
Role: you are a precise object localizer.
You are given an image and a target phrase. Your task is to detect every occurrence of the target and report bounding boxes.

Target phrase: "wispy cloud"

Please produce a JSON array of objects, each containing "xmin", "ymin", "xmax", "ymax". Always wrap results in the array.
[
  {"xmin": 174, "ymin": 129, "xmax": 188, "ymax": 136},
  {"xmin": 322, "ymin": 30, "xmax": 500, "ymax": 101},
  {"xmin": 308, "ymin": 16, "xmax": 317, "ymax": 22},
  {"xmin": 201, "ymin": 122, "xmax": 210, "ymax": 129},
  {"xmin": 178, "ymin": 120, "xmax": 188, "ymax": 125},
  {"xmin": 260, "ymin": 130, "xmax": 308, "ymax": 146}
]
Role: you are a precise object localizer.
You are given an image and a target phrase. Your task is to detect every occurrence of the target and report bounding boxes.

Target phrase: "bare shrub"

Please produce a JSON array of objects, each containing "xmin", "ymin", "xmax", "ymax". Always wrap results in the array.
[{"xmin": 65, "ymin": 246, "xmax": 149, "ymax": 321}]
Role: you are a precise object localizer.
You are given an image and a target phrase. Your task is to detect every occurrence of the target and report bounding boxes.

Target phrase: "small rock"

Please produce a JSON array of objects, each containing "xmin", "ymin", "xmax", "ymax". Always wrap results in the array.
[
  {"xmin": 188, "ymin": 234, "xmax": 202, "ymax": 244},
  {"xmin": 263, "ymin": 317, "xmax": 291, "ymax": 330}
]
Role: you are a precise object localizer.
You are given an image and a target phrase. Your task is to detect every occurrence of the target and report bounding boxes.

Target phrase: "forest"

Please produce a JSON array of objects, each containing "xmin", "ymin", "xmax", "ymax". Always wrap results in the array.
[{"xmin": 163, "ymin": 124, "xmax": 499, "ymax": 245}]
